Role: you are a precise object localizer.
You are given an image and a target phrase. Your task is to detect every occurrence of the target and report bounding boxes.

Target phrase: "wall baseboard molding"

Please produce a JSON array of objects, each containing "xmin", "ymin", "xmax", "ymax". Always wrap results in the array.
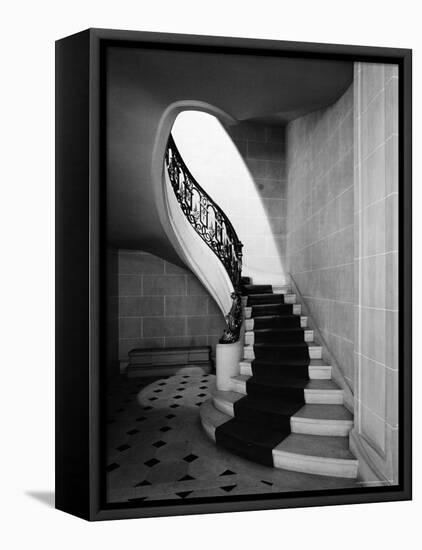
[
  {"xmin": 349, "ymin": 429, "xmax": 390, "ymax": 485},
  {"xmin": 126, "ymin": 346, "xmax": 213, "ymax": 378}
]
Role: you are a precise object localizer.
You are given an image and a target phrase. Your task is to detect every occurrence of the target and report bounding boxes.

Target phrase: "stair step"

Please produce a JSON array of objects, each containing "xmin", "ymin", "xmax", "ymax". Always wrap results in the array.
[
  {"xmin": 273, "ymin": 434, "xmax": 358, "ymax": 478},
  {"xmin": 292, "ymin": 404, "xmax": 353, "ymax": 436},
  {"xmin": 239, "ymin": 359, "xmax": 332, "ymax": 380},
  {"xmin": 245, "ymin": 329, "xmax": 314, "ymax": 346},
  {"xmin": 199, "ymin": 399, "xmax": 229, "ymax": 441},
  {"xmin": 212, "ymin": 390, "xmax": 243, "ymax": 416},
  {"xmin": 215, "ymin": 416, "xmax": 290, "ymax": 467},
  {"xmin": 247, "ymin": 293, "xmax": 285, "ymax": 306},
  {"xmin": 230, "ymin": 375, "xmax": 344, "ymax": 404},
  {"xmin": 246, "ymin": 293, "xmax": 296, "ymax": 306},
  {"xmin": 272, "ymin": 285, "xmax": 291, "ymax": 295},
  {"xmin": 200, "ymin": 400, "xmax": 357, "ymax": 478},
  {"xmin": 242, "ymin": 284, "xmax": 273, "ymax": 295},
  {"xmin": 212, "ymin": 391, "xmax": 353, "ymax": 436},
  {"xmin": 245, "ymin": 304, "xmax": 301, "ymax": 318},
  {"xmin": 245, "ymin": 316, "xmax": 308, "ymax": 331},
  {"xmin": 244, "ymin": 343, "xmax": 322, "ymax": 360}
]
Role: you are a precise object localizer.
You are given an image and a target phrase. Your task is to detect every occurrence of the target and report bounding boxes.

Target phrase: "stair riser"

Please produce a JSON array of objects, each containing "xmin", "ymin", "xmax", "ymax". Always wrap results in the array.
[
  {"xmin": 213, "ymin": 395, "xmax": 235, "ymax": 417},
  {"xmin": 309, "ymin": 347, "xmax": 322, "ymax": 359},
  {"xmin": 245, "ymin": 317, "xmax": 308, "ymax": 331},
  {"xmin": 304, "ymin": 390, "xmax": 344, "ymax": 405},
  {"xmin": 284, "ymin": 294, "xmax": 296, "ymax": 304},
  {"xmin": 273, "ymin": 286, "xmax": 291, "ymax": 295},
  {"xmin": 247, "ymin": 295, "xmax": 284, "ymax": 305},
  {"xmin": 200, "ymin": 417, "xmax": 217, "ymax": 442},
  {"xmin": 291, "ymin": 418, "xmax": 353, "ymax": 437},
  {"xmin": 272, "ymin": 451, "xmax": 358, "ymax": 478},
  {"xmin": 245, "ymin": 294, "xmax": 296, "ymax": 307},
  {"xmin": 244, "ymin": 330, "xmax": 314, "ymax": 346},
  {"xmin": 239, "ymin": 363, "xmax": 332, "ymax": 380},
  {"xmin": 242, "ymin": 284, "xmax": 291, "ymax": 295},
  {"xmin": 244, "ymin": 319, "xmax": 254, "ymax": 331},
  {"xmin": 244, "ymin": 345, "xmax": 322, "ymax": 360},
  {"xmin": 246, "ymin": 294, "xmax": 297, "ymax": 305},
  {"xmin": 244, "ymin": 304, "xmax": 301, "ymax": 318},
  {"xmin": 230, "ymin": 378, "xmax": 343, "ymax": 405}
]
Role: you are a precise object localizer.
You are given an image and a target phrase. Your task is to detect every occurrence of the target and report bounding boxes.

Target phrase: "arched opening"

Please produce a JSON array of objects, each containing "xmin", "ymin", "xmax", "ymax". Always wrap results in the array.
[{"xmin": 170, "ymin": 110, "xmax": 287, "ymax": 285}]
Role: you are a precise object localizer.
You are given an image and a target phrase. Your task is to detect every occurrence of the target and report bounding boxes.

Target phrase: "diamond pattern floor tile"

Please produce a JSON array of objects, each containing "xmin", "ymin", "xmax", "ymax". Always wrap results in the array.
[{"xmin": 106, "ymin": 369, "xmax": 357, "ymax": 504}]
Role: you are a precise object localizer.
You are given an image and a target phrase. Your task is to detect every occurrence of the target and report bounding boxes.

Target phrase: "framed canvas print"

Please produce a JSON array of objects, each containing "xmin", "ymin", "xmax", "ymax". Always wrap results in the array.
[{"xmin": 55, "ymin": 28, "xmax": 412, "ymax": 521}]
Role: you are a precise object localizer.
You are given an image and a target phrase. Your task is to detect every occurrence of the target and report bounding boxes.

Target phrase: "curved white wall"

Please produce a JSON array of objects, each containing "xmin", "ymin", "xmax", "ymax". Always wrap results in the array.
[
  {"xmin": 172, "ymin": 111, "xmax": 287, "ymax": 285},
  {"xmin": 163, "ymin": 169, "xmax": 233, "ymax": 317}
]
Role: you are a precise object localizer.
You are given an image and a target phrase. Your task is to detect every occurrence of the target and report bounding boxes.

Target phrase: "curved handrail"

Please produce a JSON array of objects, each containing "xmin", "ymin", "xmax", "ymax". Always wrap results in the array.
[{"xmin": 165, "ymin": 134, "xmax": 243, "ymax": 343}]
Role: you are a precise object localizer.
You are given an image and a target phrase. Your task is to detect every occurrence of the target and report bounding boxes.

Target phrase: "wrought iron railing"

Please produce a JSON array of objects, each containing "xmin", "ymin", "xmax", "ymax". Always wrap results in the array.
[{"xmin": 165, "ymin": 134, "xmax": 243, "ymax": 343}]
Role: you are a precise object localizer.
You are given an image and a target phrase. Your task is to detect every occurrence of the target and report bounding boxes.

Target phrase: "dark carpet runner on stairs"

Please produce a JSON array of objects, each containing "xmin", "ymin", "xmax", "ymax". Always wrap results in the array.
[{"xmin": 215, "ymin": 283, "xmax": 310, "ymax": 467}]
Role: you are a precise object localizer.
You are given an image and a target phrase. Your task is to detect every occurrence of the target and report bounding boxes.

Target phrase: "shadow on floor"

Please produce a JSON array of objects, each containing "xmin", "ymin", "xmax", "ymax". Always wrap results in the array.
[{"xmin": 26, "ymin": 491, "xmax": 55, "ymax": 508}]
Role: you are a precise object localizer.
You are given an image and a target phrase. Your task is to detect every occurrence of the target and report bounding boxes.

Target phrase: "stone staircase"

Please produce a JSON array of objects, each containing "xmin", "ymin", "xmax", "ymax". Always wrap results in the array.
[{"xmin": 200, "ymin": 279, "xmax": 358, "ymax": 479}]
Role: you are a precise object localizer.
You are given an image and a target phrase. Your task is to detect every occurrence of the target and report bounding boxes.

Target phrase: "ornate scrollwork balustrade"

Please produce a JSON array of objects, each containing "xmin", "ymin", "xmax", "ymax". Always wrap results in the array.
[{"xmin": 165, "ymin": 134, "xmax": 243, "ymax": 343}]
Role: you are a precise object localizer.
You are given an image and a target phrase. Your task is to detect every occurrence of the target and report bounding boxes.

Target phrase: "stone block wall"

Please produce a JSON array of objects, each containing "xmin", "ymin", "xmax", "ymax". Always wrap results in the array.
[
  {"xmin": 285, "ymin": 85, "xmax": 355, "ymax": 388},
  {"xmin": 352, "ymin": 62, "xmax": 399, "ymax": 483},
  {"xmin": 117, "ymin": 250, "xmax": 226, "ymax": 361},
  {"xmin": 224, "ymin": 121, "xmax": 288, "ymax": 284},
  {"xmin": 106, "ymin": 248, "xmax": 119, "ymax": 378}
]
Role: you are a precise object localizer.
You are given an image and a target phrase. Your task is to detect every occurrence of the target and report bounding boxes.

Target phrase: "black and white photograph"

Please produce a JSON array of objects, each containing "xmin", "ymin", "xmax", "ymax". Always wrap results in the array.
[
  {"xmin": 53, "ymin": 22, "xmax": 411, "ymax": 524},
  {"xmin": 4, "ymin": 0, "xmax": 422, "ymax": 545},
  {"xmin": 84, "ymin": 33, "xmax": 410, "ymax": 511}
]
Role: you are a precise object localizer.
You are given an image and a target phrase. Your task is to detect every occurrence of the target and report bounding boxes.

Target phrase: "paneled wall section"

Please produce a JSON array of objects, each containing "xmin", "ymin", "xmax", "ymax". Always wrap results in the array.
[{"xmin": 352, "ymin": 62, "xmax": 398, "ymax": 483}]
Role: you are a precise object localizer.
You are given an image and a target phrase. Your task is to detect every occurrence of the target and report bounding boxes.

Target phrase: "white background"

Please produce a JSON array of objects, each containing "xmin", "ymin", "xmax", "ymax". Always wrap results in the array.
[{"xmin": 1, "ymin": 1, "xmax": 419, "ymax": 548}]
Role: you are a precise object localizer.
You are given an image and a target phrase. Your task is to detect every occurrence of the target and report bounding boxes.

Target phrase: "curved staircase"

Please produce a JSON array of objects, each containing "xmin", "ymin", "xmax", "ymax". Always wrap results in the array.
[
  {"xmin": 163, "ymin": 134, "xmax": 357, "ymax": 481},
  {"xmin": 200, "ymin": 280, "xmax": 358, "ymax": 479}
]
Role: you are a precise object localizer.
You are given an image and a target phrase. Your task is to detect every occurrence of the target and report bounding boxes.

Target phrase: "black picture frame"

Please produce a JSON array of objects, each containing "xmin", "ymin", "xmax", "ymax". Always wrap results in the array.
[{"xmin": 55, "ymin": 28, "xmax": 412, "ymax": 521}]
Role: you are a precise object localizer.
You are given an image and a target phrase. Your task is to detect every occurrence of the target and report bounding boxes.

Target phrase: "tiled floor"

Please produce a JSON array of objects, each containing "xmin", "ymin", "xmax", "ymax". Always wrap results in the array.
[{"xmin": 106, "ymin": 368, "xmax": 356, "ymax": 504}]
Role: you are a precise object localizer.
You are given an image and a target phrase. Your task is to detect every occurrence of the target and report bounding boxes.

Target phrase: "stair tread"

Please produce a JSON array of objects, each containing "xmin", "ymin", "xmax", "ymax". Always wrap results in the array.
[
  {"xmin": 213, "ymin": 389, "xmax": 244, "ymax": 404},
  {"xmin": 251, "ymin": 304, "xmax": 293, "ymax": 309},
  {"xmin": 248, "ymin": 304, "xmax": 292, "ymax": 309},
  {"xmin": 252, "ymin": 315, "xmax": 302, "ymax": 320},
  {"xmin": 305, "ymin": 380, "xmax": 341, "ymax": 391},
  {"xmin": 241, "ymin": 358, "xmax": 329, "ymax": 367},
  {"xmin": 252, "ymin": 327, "xmax": 307, "ymax": 334},
  {"xmin": 232, "ymin": 374, "xmax": 250, "ymax": 383},
  {"xmin": 232, "ymin": 375, "xmax": 341, "ymax": 392},
  {"xmin": 308, "ymin": 359, "xmax": 329, "ymax": 367},
  {"xmin": 274, "ymin": 434, "xmax": 357, "ymax": 461},
  {"xmin": 243, "ymin": 284, "xmax": 273, "ymax": 294},
  {"xmin": 293, "ymin": 404, "xmax": 353, "ymax": 421},
  {"xmin": 251, "ymin": 342, "xmax": 312, "ymax": 348},
  {"xmin": 247, "ymin": 293, "xmax": 278, "ymax": 298},
  {"xmin": 214, "ymin": 396, "xmax": 351, "ymax": 424}
]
